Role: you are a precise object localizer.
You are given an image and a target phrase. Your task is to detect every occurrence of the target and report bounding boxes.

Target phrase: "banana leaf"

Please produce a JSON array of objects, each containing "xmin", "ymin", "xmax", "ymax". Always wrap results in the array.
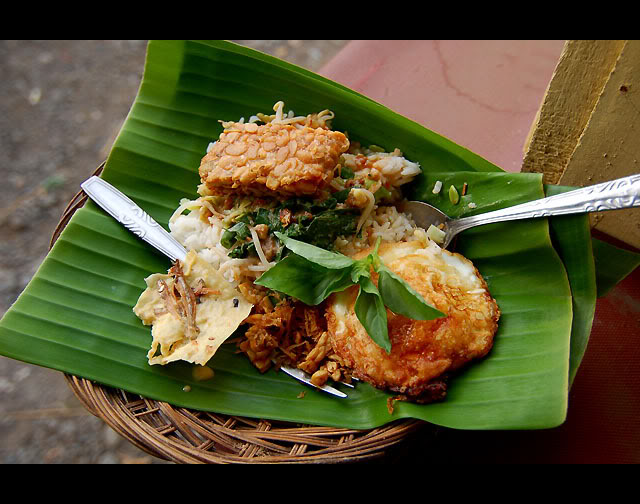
[
  {"xmin": 591, "ymin": 237, "xmax": 640, "ymax": 298},
  {"xmin": 543, "ymin": 185, "xmax": 597, "ymax": 387},
  {"xmin": 0, "ymin": 40, "xmax": 596, "ymax": 430}
]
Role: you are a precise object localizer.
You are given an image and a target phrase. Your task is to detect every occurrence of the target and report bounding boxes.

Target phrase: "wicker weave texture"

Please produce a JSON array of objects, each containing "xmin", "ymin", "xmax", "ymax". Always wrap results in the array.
[{"xmin": 64, "ymin": 375, "xmax": 424, "ymax": 463}]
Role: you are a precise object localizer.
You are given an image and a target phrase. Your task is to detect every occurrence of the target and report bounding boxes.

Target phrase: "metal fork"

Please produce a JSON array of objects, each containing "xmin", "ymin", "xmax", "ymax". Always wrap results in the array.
[
  {"xmin": 80, "ymin": 175, "xmax": 351, "ymax": 398},
  {"xmin": 274, "ymin": 361, "xmax": 351, "ymax": 398}
]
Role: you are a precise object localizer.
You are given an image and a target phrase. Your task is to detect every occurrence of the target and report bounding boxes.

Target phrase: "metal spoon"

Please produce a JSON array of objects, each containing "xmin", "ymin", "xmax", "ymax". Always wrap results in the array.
[
  {"xmin": 403, "ymin": 174, "xmax": 640, "ymax": 249},
  {"xmin": 80, "ymin": 175, "xmax": 348, "ymax": 398}
]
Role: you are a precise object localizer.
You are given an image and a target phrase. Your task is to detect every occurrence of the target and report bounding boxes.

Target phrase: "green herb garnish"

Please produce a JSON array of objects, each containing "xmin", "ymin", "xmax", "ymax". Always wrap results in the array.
[
  {"xmin": 449, "ymin": 184, "xmax": 460, "ymax": 205},
  {"xmin": 255, "ymin": 234, "xmax": 445, "ymax": 352},
  {"xmin": 373, "ymin": 185, "xmax": 392, "ymax": 202}
]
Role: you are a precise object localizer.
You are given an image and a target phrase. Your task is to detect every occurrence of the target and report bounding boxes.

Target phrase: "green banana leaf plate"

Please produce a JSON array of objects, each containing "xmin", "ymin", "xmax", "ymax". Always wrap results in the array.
[{"xmin": 0, "ymin": 40, "xmax": 598, "ymax": 430}]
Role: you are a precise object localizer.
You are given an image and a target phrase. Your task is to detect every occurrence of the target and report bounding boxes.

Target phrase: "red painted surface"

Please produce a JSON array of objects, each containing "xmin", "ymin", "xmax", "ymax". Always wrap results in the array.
[
  {"xmin": 321, "ymin": 40, "xmax": 564, "ymax": 172},
  {"xmin": 320, "ymin": 40, "xmax": 640, "ymax": 463}
]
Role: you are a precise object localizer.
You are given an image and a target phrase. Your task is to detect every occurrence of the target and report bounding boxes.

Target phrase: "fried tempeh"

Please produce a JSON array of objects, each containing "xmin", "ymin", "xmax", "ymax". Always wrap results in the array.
[{"xmin": 199, "ymin": 121, "xmax": 349, "ymax": 198}]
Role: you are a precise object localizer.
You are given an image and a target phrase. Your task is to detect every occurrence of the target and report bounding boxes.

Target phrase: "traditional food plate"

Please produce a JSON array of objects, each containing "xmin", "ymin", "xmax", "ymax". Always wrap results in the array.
[{"xmin": 0, "ymin": 40, "xmax": 597, "ymax": 430}]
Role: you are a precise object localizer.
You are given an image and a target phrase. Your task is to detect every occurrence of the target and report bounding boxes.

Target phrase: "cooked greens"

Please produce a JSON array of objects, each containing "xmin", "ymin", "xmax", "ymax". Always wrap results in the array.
[{"xmin": 220, "ymin": 195, "xmax": 359, "ymax": 258}]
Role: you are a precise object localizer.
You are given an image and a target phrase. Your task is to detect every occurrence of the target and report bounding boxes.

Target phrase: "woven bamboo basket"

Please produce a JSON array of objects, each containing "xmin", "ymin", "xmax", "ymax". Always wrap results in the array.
[{"xmin": 50, "ymin": 164, "xmax": 431, "ymax": 464}]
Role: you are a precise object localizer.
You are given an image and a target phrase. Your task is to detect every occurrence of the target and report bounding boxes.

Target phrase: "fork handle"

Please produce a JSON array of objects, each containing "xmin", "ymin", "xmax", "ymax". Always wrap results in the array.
[{"xmin": 451, "ymin": 173, "xmax": 640, "ymax": 235}]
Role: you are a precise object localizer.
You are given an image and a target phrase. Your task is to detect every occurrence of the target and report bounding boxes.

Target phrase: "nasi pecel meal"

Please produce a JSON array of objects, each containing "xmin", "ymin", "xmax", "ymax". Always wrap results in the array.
[{"xmin": 133, "ymin": 101, "xmax": 500, "ymax": 404}]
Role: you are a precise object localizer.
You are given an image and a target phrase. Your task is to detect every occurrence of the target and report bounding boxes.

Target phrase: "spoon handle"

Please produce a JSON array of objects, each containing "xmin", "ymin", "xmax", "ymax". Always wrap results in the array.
[
  {"xmin": 451, "ymin": 173, "xmax": 640, "ymax": 235},
  {"xmin": 81, "ymin": 176, "xmax": 187, "ymax": 263}
]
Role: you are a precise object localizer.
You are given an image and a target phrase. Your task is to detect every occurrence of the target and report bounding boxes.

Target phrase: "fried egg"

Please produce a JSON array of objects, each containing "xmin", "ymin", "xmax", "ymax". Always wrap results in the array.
[{"xmin": 325, "ymin": 240, "xmax": 500, "ymax": 402}]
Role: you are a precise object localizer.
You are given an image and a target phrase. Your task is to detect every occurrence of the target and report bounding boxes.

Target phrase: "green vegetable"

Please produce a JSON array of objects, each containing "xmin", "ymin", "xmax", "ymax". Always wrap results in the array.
[
  {"xmin": 303, "ymin": 209, "xmax": 358, "ymax": 249},
  {"xmin": 221, "ymin": 221, "xmax": 251, "ymax": 249},
  {"xmin": 254, "ymin": 253, "xmax": 354, "ymax": 306},
  {"xmin": 280, "ymin": 195, "xmax": 337, "ymax": 213},
  {"xmin": 377, "ymin": 265, "xmax": 443, "ymax": 320},
  {"xmin": 228, "ymin": 241, "xmax": 256, "ymax": 259},
  {"xmin": 354, "ymin": 275, "xmax": 390, "ymax": 352},
  {"xmin": 253, "ymin": 208, "xmax": 280, "ymax": 229},
  {"xmin": 225, "ymin": 197, "xmax": 359, "ymax": 255},
  {"xmin": 340, "ymin": 166, "xmax": 355, "ymax": 179},
  {"xmin": 274, "ymin": 232, "xmax": 355, "ymax": 269},
  {"xmin": 449, "ymin": 184, "xmax": 460, "ymax": 204},
  {"xmin": 255, "ymin": 235, "xmax": 445, "ymax": 352},
  {"xmin": 374, "ymin": 185, "xmax": 392, "ymax": 202},
  {"xmin": 333, "ymin": 188, "xmax": 351, "ymax": 203},
  {"xmin": 220, "ymin": 229, "xmax": 236, "ymax": 249}
]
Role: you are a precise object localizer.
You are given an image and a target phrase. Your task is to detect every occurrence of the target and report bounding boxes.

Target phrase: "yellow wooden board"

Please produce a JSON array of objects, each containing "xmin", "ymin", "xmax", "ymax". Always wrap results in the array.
[{"xmin": 522, "ymin": 40, "xmax": 640, "ymax": 249}]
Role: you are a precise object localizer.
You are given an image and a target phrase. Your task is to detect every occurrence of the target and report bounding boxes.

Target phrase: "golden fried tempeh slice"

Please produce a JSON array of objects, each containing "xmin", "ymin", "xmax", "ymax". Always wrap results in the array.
[{"xmin": 199, "ymin": 121, "xmax": 349, "ymax": 197}]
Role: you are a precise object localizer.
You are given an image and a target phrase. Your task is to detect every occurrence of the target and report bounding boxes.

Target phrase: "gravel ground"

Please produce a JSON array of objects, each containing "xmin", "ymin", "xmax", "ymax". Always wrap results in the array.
[{"xmin": 0, "ymin": 40, "xmax": 349, "ymax": 464}]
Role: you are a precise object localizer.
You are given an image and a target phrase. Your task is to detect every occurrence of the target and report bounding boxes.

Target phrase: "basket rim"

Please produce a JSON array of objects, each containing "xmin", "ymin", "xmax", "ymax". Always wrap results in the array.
[{"xmin": 53, "ymin": 164, "xmax": 428, "ymax": 464}]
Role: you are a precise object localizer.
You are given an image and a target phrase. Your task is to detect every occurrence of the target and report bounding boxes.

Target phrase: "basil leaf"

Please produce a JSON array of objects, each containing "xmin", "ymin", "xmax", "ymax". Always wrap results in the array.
[
  {"xmin": 350, "ymin": 260, "xmax": 371, "ymax": 284},
  {"xmin": 254, "ymin": 252, "xmax": 354, "ymax": 305},
  {"xmin": 358, "ymin": 274, "xmax": 379, "ymax": 295},
  {"xmin": 275, "ymin": 232, "xmax": 355, "ymax": 269},
  {"xmin": 350, "ymin": 239, "xmax": 381, "ymax": 283},
  {"xmin": 354, "ymin": 276, "xmax": 390, "ymax": 353},
  {"xmin": 377, "ymin": 265, "xmax": 445, "ymax": 320}
]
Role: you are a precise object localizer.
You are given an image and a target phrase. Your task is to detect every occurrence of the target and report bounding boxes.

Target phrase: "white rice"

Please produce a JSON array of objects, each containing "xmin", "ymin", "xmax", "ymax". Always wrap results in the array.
[
  {"xmin": 169, "ymin": 210, "xmax": 267, "ymax": 286},
  {"xmin": 334, "ymin": 205, "xmax": 424, "ymax": 257}
]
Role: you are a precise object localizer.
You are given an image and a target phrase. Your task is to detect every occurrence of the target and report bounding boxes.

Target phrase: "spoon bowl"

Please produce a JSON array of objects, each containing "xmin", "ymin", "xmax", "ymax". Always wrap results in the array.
[{"xmin": 400, "ymin": 200, "xmax": 456, "ymax": 248}]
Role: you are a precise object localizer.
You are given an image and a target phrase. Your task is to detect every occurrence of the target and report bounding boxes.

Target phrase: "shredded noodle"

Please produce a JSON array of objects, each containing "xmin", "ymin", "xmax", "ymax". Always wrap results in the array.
[
  {"xmin": 356, "ymin": 189, "xmax": 376, "ymax": 235},
  {"xmin": 250, "ymin": 226, "xmax": 269, "ymax": 266}
]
